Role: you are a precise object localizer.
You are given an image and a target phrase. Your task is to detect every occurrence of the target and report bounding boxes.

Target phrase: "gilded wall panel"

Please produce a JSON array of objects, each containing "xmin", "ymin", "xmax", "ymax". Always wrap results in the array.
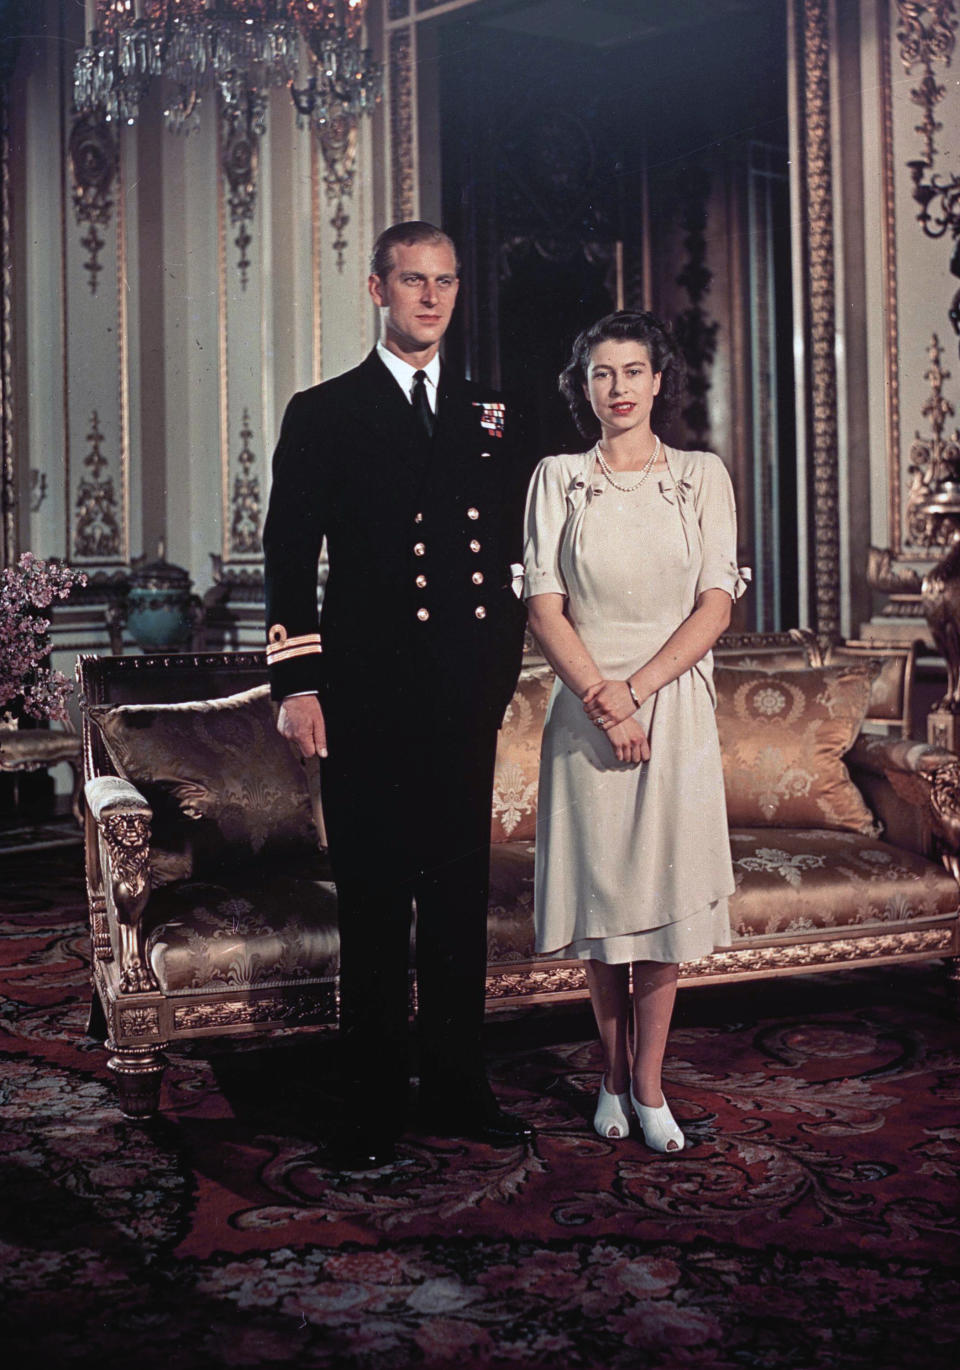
[
  {"xmin": 891, "ymin": 0, "xmax": 960, "ymax": 561},
  {"xmin": 64, "ymin": 111, "xmax": 128, "ymax": 566}
]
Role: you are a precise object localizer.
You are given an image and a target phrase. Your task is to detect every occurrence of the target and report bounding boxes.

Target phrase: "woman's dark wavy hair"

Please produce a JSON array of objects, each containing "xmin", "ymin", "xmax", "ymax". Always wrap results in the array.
[{"xmin": 559, "ymin": 311, "xmax": 684, "ymax": 440}]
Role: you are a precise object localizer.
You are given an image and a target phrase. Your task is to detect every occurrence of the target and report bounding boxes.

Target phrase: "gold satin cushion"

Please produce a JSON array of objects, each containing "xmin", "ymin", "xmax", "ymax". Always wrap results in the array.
[
  {"xmin": 715, "ymin": 664, "xmax": 879, "ymax": 834},
  {"xmin": 727, "ymin": 828, "xmax": 959, "ymax": 936},
  {"xmin": 144, "ymin": 875, "xmax": 339, "ymax": 994},
  {"xmin": 491, "ymin": 666, "xmax": 553, "ymax": 843},
  {"xmin": 87, "ymin": 685, "xmax": 322, "ymax": 882}
]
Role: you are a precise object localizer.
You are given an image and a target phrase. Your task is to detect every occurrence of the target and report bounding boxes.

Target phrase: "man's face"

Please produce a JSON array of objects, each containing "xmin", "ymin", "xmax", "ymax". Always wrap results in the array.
[{"xmin": 369, "ymin": 240, "xmax": 460, "ymax": 360}]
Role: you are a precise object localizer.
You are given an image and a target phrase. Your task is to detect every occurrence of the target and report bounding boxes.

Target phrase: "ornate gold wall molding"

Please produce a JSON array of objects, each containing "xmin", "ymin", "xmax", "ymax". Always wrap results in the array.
[
  {"xmin": 229, "ymin": 407, "xmax": 263, "ymax": 556},
  {"xmin": 905, "ymin": 333, "xmax": 960, "ymax": 545},
  {"xmin": 74, "ymin": 410, "xmax": 122, "ymax": 559},
  {"xmin": 798, "ymin": 0, "xmax": 841, "ymax": 640},
  {"xmin": 69, "ymin": 113, "xmax": 118, "ymax": 296},
  {"xmin": 880, "ymin": 0, "xmax": 905, "ymax": 555},
  {"xmin": 896, "ymin": 1, "xmax": 960, "ymax": 348},
  {"xmin": 220, "ymin": 96, "xmax": 265, "ymax": 289},
  {"xmin": 896, "ymin": 0, "xmax": 957, "ymax": 168},
  {"xmin": 1, "ymin": 82, "xmax": 14, "ymax": 566},
  {"xmin": 310, "ymin": 131, "xmax": 323, "ymax": 380},
  {"xmin": 318, "ymin": 113, "xmax": 359, "ymax": 272},
  {"xmin": 389, "ymin": 26, "xmax": 414, "ymax": 222}
]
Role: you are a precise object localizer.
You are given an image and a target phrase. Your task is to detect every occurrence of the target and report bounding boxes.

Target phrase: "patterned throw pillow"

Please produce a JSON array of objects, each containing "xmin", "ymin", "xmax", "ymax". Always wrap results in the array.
[
  {"xmin": 87, "ymin": 685, "xmax": 322, "ymax": 881},
  {"xmin": 491, "ymin": 667, "xmax": 554, "ymax": 843},
  {"xmin": 714, "ymin": 664, "xmax": 880, "ymax": 834}
]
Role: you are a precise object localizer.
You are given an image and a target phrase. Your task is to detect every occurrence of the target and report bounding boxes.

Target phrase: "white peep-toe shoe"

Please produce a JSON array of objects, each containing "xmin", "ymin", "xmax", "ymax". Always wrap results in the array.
[
  {"xmin": 630, "ymin": 1086, "xmax": 685, "ymax": 1153},
  {"xmin": 593, "ymin": 1079, "xmax": 633, "ymax": 1139}
]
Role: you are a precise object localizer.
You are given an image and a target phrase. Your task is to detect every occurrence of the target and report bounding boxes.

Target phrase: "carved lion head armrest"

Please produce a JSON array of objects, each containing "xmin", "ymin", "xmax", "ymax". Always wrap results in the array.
[{"xmin": 84, "ymin": 776, "xmax": 157, "ymax": 995}]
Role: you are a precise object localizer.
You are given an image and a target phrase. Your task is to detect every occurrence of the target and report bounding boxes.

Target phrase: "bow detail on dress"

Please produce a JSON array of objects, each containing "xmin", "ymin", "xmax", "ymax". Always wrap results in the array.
[
  {"xmin": 731, "ymin": 563, "xmax": 753, "ymax": 601},
  {"xmin": 657, "ymin": 477, "xmax": 692, "ymax": 506}
]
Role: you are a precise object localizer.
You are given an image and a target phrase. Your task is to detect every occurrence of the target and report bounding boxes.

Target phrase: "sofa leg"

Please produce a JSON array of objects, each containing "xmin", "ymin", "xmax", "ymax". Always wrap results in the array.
[{"xmin": 107, "ymin": 1041, "xmax": 168, "ymax": 1118}]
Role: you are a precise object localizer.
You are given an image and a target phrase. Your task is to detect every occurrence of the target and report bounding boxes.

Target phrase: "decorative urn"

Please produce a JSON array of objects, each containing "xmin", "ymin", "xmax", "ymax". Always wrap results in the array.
[{"xmin": 125, "ymin": 543, "xmax": 199, "ymax": 652}]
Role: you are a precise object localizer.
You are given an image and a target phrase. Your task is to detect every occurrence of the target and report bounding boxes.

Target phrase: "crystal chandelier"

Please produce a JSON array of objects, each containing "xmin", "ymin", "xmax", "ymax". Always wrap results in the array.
[{"xmin": 73, "ymin": 1, "xmax": 382, "ymax": 136}]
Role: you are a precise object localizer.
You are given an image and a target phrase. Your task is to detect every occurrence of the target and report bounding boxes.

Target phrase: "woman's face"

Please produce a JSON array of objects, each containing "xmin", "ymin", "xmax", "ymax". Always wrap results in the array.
[{"xmin": 584, "ymin": 338, "xmax": 662, "ymax": 437}]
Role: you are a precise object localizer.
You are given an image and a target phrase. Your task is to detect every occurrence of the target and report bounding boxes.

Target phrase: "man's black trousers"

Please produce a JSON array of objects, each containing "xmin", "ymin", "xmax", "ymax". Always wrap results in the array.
[{"xmin": 319, "ymin": 705, "xmax": 500, "ymax": 1137}]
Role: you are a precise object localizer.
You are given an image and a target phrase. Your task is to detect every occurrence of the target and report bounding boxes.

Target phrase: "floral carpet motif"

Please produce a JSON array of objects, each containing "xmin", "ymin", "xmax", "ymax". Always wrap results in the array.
[{"xmin": 1, "ymin": 847, "xmax": 959, "ymax": 1368}]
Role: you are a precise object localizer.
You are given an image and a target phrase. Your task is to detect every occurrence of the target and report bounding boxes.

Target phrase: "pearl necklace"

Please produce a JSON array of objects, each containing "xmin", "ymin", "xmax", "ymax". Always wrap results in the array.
[{"xmin": 595, "ymin": 436, "xmax": 661, "ymax": 493}]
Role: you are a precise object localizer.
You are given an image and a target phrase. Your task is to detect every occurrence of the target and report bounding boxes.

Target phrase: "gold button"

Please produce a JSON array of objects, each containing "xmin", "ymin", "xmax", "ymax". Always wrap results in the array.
[
  {"xmin": 469, "ymin": 539, "xmax": 481, "ymax": 553},
  {"xmin": 475, "ymin": 605, "xmax": 487, "ymax": 619},
  {"xmin": 416, "ymin": 574, "xmax": 427, "ymax": 588},
  {"xmin": 417, "ymin": 607, "xmax": 430, "ymax": 621},
  {"xmin": 467, "ymin": 507, "xmax": 480, "ymax": 520},
  {"xmin": 472, "ymin": 571, "xmax": 484, "ymax": 585},
  {"xmin": 414, "ymin": 512, "xmax": 423, "ymax": 523},
  {"xmin": 414, "ymin": 542, "xmax": 426, "ymax": 556}
]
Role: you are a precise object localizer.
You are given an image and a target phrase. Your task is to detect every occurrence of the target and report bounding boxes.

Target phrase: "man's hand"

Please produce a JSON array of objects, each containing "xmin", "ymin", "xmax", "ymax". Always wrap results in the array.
[
  {"xmin": 277, "ymin": 694, "xmax": 328, "ymax": 758},
  {"xmin": 604, "ymin": 717, "xmax": 650, "ymax": 766}
]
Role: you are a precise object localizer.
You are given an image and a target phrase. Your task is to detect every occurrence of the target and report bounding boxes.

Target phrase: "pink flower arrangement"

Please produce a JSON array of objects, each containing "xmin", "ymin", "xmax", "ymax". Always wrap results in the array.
[{"xmin": 0, "ymin": 552, "xmax": 87, "ymax": 722}]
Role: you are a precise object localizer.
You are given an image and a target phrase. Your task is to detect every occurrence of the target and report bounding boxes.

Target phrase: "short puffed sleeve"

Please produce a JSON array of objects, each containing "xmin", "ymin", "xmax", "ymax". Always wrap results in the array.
[
  {"xmin": 523, "ymin": 456, "xmax": 569, "ymax": 599},
  {"xmin": 694, "ymin": 453, "xmax": 750, "ymax": 602}
]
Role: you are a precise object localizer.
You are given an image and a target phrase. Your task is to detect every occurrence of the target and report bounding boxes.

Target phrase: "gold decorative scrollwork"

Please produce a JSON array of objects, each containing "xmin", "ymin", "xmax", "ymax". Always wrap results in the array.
[
  {"xmin": 92, "ymin": 907, "xmax": 114, "ymax": 963},
  {"xmin": 897, "ymin": 0, "xmax": 958, "ymax": 167},
  {"xmin": 173, "ymin": 986, "xmax": 337, "ymax": 1031},
  {"xmin": 800, "ymin": 0, "xmax": 841, "ymax": 640},
  {"xmin": 896, "ymin": 2, "xmax": 960, "ymax": 348},
  {"xmin": 682, "ymin": 927, "xmax": 954, "ymax": 977},
  {"xmin": 118, "ymin": 1006, "xmax": 160, "ymax": 1038},
  {"xmin": 485, "ymin": 966, "xmax": 587, "ymax": 1000},
  {"xmin": 905, "ymin": 334, "xmax": 960, "ymax": 547},
  {"xmin": 929, "ymin": 757, "xmax": 960, "ymax": 835},
  {"xmin": 69, "ymin": 114, "xmax": 119, "ymax": 296},
  {"xmin": 229, "ymin": 408, "xmax": 262, "ymax": 556},
  {"xmin": 74, "ymin": 410, "xmax": 122, "ymax": 559},
  {"xmin": 1, "ymin": 84, "xmax": 14, "ymax": 566},
  {"xmin": 318, "ymin": 114, "xmax": 359, "ymax": 272},
  {"xmin": 389, "ymin": 27, "xmax": 414, "ymax": 222},
  {"xmin": 220, "ymin": 95, "xmax": 266, "ymax": 289}
]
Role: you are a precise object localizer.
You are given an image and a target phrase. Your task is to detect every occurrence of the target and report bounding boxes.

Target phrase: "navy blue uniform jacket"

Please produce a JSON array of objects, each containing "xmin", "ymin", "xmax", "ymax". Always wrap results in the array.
[{"xmin": 262, "ymin": 349, "xmax": 531, "ymax": 728}]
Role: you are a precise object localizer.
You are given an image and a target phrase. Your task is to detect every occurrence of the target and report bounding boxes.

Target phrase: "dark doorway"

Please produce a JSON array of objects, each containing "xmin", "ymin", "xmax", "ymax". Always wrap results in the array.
[{"xmin": 438, "ymin": 0, "xmax": 796, "ymax": 630}]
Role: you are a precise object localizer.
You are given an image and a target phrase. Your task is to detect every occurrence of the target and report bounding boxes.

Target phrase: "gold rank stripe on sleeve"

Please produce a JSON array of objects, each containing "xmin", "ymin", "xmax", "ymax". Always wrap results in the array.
[{"xmin": 265, "ymin": 626, "xmax": 323, "ymax": 664}]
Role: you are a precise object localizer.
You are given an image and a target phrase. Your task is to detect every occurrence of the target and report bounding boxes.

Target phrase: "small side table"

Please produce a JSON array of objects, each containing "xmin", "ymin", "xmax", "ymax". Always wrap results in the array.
[{"xmin": 0, "ymin": 721, "xmax": 84, "ymax": 825}]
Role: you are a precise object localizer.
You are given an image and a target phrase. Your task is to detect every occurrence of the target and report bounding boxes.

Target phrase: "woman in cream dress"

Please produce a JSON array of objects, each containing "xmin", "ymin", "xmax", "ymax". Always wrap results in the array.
[{"xmin": 524, "ymin": 311, "xmax": 747, "ymax": 1153}]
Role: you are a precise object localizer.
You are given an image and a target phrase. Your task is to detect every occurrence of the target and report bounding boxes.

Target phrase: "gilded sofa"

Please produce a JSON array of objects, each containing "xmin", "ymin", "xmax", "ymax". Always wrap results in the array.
[
  {"xmin": 486, "ymin": 631, "xmax": 960, "ymax": 1006},
  {"xmin": 78, "ymin": 637, "xmax": 960, "ymax": 1116}
]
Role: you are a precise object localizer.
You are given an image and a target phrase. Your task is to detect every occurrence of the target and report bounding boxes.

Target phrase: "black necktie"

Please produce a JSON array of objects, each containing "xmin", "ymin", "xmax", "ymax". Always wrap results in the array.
[{"xmin": 412, "ymin": 370, "xmax": 436, "ymax": 439}]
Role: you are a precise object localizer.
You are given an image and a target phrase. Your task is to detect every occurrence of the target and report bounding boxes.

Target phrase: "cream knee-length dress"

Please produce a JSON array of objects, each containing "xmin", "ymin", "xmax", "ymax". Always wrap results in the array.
[{"xmin": 523, "ymin": 444, "xmax": 748, "ymax": 964}]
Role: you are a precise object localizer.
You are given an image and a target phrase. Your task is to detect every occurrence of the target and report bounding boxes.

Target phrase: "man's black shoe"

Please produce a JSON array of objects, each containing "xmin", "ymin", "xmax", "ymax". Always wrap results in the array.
[
  {"xmin": 325, "ymin": 1129, "xmax": 397, "ymax": 1172},
  {"xmin": 416, "ymin": 1101, "xmax": 535, "ymax": 1147}
]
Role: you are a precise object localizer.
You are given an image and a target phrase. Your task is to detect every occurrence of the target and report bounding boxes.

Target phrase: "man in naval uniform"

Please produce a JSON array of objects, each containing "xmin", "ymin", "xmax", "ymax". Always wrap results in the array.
[{"xmin": 263, "ymin": 221, "xmax": 534, "ymax": 1169}]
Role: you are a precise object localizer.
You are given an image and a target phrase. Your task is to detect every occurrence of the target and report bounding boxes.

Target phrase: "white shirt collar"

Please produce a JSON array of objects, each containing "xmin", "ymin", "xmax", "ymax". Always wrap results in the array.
[{"xmin": 376, "ymin": 340, "xmax": 440, "ymax": 411}]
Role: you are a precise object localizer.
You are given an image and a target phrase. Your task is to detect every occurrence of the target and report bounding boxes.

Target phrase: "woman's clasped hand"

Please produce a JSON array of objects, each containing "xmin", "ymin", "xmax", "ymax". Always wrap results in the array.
[{"xmin": 581, "ymin": 679, "xmax": 651, "ymax": 763}]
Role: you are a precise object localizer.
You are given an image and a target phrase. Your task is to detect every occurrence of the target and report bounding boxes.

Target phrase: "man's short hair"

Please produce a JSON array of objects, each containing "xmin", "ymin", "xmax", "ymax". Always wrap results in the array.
[{"xmin": 369, "ymin": 221, "xmax": 460, "ymax": 280}]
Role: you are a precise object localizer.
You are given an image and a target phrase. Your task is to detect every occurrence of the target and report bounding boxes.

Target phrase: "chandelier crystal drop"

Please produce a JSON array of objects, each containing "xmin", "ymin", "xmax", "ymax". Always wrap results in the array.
[{"xmin": 73, "ymin": 1, "xmax": 382, "ymax": 135}]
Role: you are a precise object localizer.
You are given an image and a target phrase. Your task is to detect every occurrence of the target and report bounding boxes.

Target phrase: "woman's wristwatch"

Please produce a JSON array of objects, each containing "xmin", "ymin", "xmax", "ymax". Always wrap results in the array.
[{"xmin": 626, "ymin": 680, "xmax": 641, "ymax": 711}]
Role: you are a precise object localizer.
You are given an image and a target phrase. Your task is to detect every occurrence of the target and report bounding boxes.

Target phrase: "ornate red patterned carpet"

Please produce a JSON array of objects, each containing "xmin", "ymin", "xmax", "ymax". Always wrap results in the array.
[{"xmin": 1, "ymin": 845, "xmax": 959, "ymax": 1368}]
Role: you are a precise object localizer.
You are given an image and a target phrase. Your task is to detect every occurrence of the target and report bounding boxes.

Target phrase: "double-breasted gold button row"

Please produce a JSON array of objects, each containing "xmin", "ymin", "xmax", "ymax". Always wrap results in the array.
[
  {"xmin": 416, "ymin": 604, "xmax": 487, "ymax": 621},
  {"xmin": 413, "ymin": 509, "xmax": 485, "ymax": 622}
]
